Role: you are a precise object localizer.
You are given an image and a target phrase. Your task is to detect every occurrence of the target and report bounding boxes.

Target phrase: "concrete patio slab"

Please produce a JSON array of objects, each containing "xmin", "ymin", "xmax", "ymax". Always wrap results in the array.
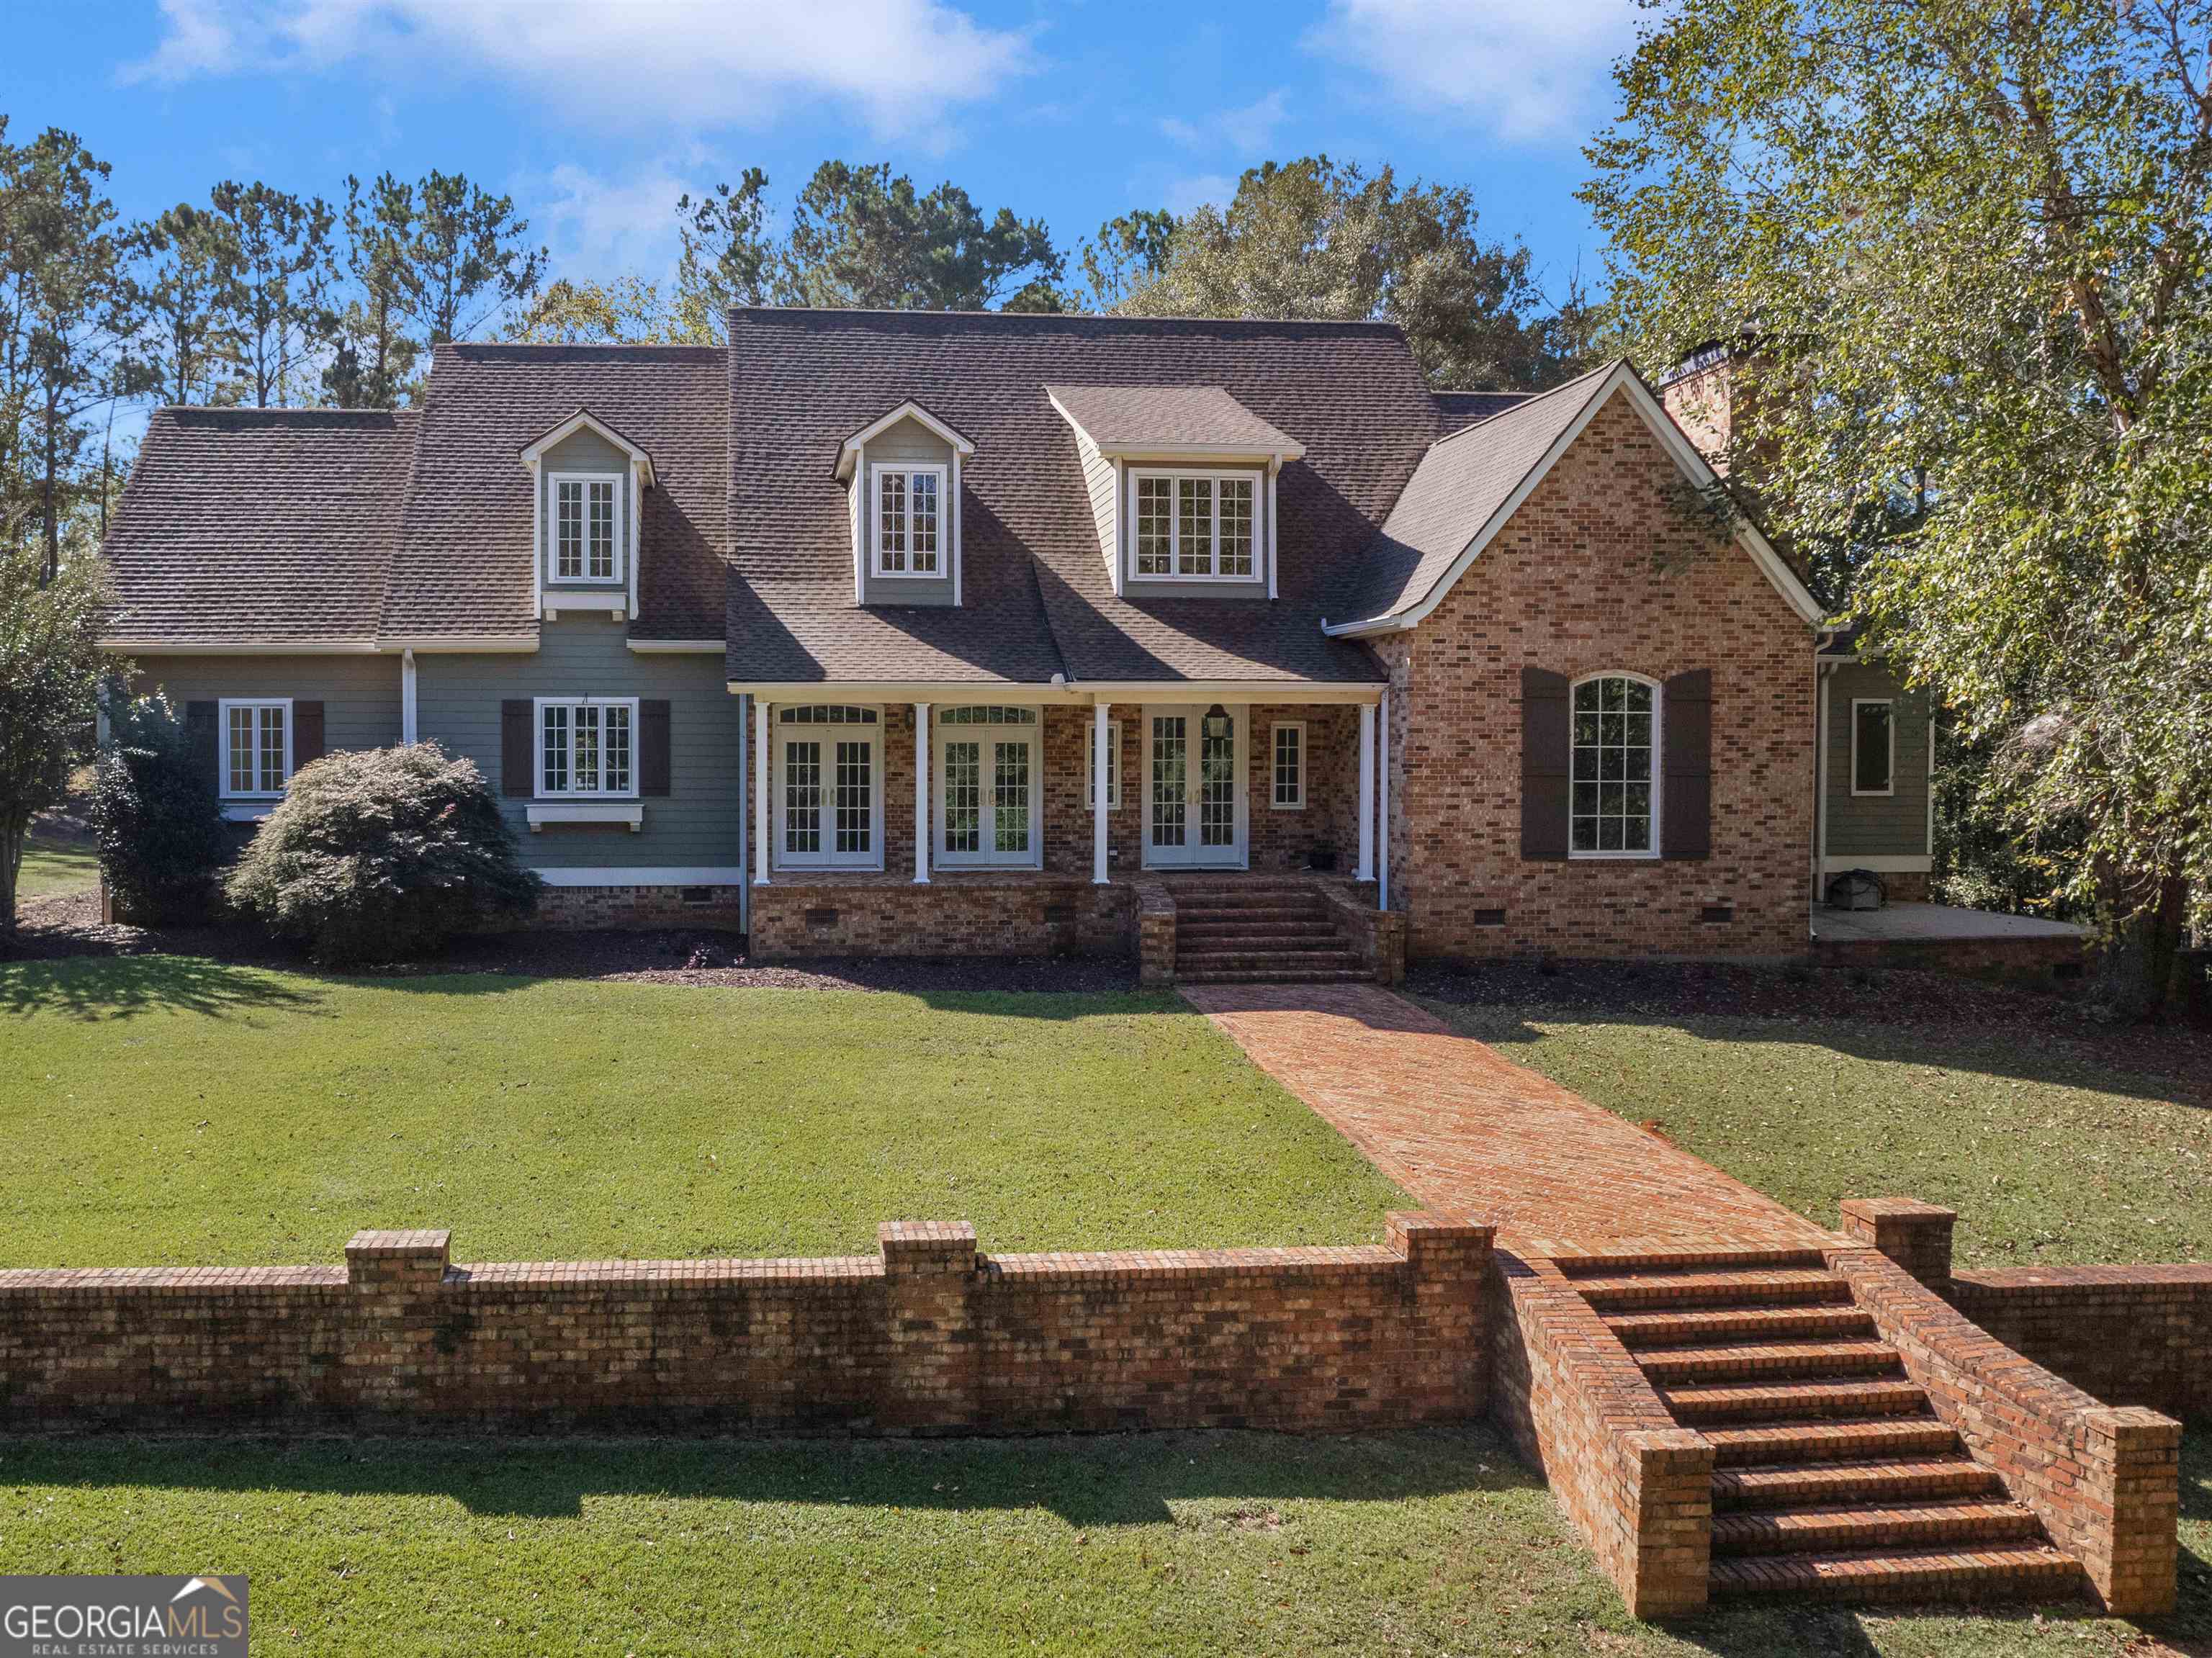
[{"xmin": 1811, "ymin": 902, "xmax": 2086, "ymax": 945}]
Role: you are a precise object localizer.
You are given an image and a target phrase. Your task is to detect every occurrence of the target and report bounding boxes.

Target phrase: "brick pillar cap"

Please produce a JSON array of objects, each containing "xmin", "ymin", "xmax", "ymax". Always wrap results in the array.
[
  {"xmin": 1386, "ymin": 1211, "xmax": 1496, "ymax": 1251},
  {"xmin": 344, "ymin": 1228, "xmax": 452, "ymax": 1259},
  {"xmin": 1840, "ymin": 1197, "xmax": 1956, "ymax": 1223},
  {"xmin": 879, "ymin": 1220, "xmax": 978, "ymax": 1255}
]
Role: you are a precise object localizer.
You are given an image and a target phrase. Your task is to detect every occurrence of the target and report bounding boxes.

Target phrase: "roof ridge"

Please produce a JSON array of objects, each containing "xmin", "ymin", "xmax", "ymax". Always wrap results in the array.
[
  {"xmin": 439, "ymin": 341, "xmax": 725, "ymax": 360},
  {"xmin": 729, "ymin": 305, "xmax": 1408, "ymax": 333}
]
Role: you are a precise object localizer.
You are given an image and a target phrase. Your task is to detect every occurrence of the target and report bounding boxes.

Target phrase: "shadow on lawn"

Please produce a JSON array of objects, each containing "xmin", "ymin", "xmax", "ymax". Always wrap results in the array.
[{"xmin": 0, "ymin": 955, "xmax": 325, "ymax": 1022}]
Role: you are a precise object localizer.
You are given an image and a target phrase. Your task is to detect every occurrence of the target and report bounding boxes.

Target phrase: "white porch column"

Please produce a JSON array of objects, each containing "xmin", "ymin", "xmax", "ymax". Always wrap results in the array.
[
  {"xmin": 1378, "ymin": 688, "xmax": 1391, "ymax": 911},
  {"xmin": 752, "ymin": 699, "xmax": 771, "ymax": 886},
  {"xmin": 1092, "ymin": 701, "xmax": 1112, "ymax": 884},
  {"xmin": 1356, "ymin": 700, "xmax": 1377, "ymax": 883},
  {"xmin": 913, "ymin": 703, "xmax": 932, "ymax": 883}
]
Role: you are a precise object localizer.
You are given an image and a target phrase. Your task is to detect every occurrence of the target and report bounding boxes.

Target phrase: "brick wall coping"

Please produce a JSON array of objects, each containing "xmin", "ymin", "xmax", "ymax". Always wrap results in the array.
[
  {"xmin": 0, "ymin": 1266, "xmax": 350, "ymax": 1293},
  {"xmin": 1959, "ymin": 1263, "xmax": 2212, "ymax": 1290}
]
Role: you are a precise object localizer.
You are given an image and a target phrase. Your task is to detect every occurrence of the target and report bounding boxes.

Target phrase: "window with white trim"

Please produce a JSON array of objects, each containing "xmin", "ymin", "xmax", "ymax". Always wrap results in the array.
[
  {"xmin": 1570, "ymin": 675, "xmax": 1658, "ymax": 856},
  {"xmin": 549, "ymin": 472, "xmax": 623, "ymax": 584},
  {"xmin": 1088, "ymin": 718, "xmax": 1123, "ymax": 810},
  {"xmin": 874, "ymin": 464, "xmax": 945, "ymax": 576},
  {"xmin": 537, "ymin": 697, "xmax": 637, "ymax": 797},
  {"xmin": 935, "ymin": 706, "xmax": 1039, "ymax": 867},
  {"xmin": 776, "ymin": 705, "xmax": 881, "ymax": 868},
  {"xmin": 220, "ymin": 699, "xmax": 291, "ymax": 798},
  {"xmin": 1129, "ymin": 469, "xmax": 1258, "ymax": 580},
  {"xmin": 1852, "ymin": 699, "xmax": 1894, "ymax": 796},
  {"xmin": 1272, "ymin": 721, "xmax": 1305, "ymax": 809}
]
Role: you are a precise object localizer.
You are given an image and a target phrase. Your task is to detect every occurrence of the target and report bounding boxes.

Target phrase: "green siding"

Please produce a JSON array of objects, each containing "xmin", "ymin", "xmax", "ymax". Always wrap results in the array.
[
  {"xmin": 1823, "ymin": 660, "xmax": 1930, "ymax": 859},
  {"xmin": 132, "ymin": 654, "xmax": 402, "ymax": 757},
  {"xmin": 413, "ymin": 613, "xmax": 742, "ymax": 873},
  {"xmin": 539, "ymin": 426, "xmax": 636, "ymax": 603}
]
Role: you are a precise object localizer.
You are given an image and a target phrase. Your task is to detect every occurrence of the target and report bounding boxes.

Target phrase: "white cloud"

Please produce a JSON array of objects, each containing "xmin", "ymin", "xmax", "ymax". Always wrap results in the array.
[
  {"xmin": 1164, "ymin": 173, "xmax": 1239, "ymax": 217},
  {"xmin": 1308, "ymin": 0, "xmax": 1637, "ymax": 145},
  {"xmin": 122, "ymin": 0, "xmax": 1036, "ymax": 140},
  {"xmin": 533, "ymin": 163, "xmax": 701, "ymax": 284},
  {"xmin": 1160, "ymin": 89, "xmax": 1288, "ymax": 157}
]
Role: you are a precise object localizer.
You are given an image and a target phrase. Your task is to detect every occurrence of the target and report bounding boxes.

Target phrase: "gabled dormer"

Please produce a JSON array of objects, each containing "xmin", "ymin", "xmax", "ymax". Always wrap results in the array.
[
  {"xmin": 1046, "ymin": 384, "xmax": 1303, "ymax": 601},
  {"xmin": 519, "ymin": 408, "xmax": 657, "ymax": 621},
  {"xmin": 836, "ymin": 401, "xmax": 974, "ymax": 608}
]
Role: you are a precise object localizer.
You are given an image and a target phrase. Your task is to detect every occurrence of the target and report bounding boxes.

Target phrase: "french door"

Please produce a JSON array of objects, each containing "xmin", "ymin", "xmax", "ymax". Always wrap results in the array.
[{"xmin": 1143, "ymin": 706, "xmax": 1245, "ymax": 868}]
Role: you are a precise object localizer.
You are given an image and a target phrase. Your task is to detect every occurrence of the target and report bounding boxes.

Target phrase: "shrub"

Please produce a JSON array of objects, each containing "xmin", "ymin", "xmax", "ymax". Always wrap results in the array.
[
  {"xmin": 225, "ymin": 742, "xmax": 540, "ymax": 965},
  {"xmin": 91, "ymin": 693, "xmax": 230, "ymax": 925}
]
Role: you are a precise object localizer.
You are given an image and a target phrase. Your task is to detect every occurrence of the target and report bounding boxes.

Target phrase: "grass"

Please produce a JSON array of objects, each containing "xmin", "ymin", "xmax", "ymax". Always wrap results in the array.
[
  {"xmin": 1424, "ymin": 1000, "xmax": 2211, "ymax": 1269},
  {"xmin": 12, "ymin": 832, "xmax": 98, "ymax": 901},
  {"xmin": 0, "ymin": 1426, "xmax": 2203, "ymax": 1656},
  {"xmin": 0, "ymin": 958, "xmax": 1406, "ymax": 1267}
]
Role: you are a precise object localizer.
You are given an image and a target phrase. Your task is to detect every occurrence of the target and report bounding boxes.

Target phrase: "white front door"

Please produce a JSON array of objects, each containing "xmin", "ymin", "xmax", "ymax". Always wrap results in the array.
[{"xmin": 1143, "ymin": 706, "xmax": 1246, "ymax": 868}]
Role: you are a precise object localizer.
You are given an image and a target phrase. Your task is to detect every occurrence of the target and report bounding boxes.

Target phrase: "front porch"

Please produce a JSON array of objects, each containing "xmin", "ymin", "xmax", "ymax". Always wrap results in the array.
[{"xmin": 740, "ymin": 692, "xmax": 1397, "ymax": 980}]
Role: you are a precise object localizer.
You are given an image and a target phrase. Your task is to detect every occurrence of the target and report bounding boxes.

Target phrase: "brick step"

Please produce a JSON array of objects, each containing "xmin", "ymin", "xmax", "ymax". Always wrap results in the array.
[
  {"xmin": 1573, "ymin": 1268, "xmax": 1853, "ymax": 1312},
  {"xmin": 1608, "ymin": 1303, "xmax": 1877, "ymax": 1348},
  {"xmin": 1702, "ymin": 1417, "xmax": 1959, "ymax": 1468},
  {"xmin": 1555, "ymin": 1248, "xmax": 1831, "ymax": 1276},
  {"xmin": 1709, "ymin": 1543, "xmax": 2083, "ymax": 1603},
  {"xmin": 1635, "ymin": 1338, "xmax": 1901, "ymax": 1385},
  {"xmin": 1713, "ymin": 1456, "xmax": 2006, "ymax": 1512},
  {"xmin": 1658, "ymin": 1377, "xmax": 1929, "ymax": 1423},
  {"xmin": 1174, "ymin": 968, "xmax": 1375, "ymax": 985},
  {"xmin": 1174, "ymin": 905, "xmax": 1334, "ymax": 924},
  {"xmin": 1712, "ymin": 1500, "xmax": 2047, "ymax": 1559},
  {"xmin": 1176, "ymin": 950, "xmax": 1361, "ymax": 970},
  {"xmin": 1173, "ymin": 925, "xmax": 1346, "ymax": 947}
]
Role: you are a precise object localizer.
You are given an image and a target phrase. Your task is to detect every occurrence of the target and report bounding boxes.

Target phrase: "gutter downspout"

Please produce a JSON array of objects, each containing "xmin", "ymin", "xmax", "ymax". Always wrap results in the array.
[{"xmin": 1812, "ymin": 652, "xmax": 1831, "ymax": 925}]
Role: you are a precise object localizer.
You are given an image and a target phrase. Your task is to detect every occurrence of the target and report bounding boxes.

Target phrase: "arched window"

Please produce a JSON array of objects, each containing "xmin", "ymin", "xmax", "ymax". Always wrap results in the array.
[{"xmin": 1570, "ymin": 675, "xmax": 1659, "ymax": 856}]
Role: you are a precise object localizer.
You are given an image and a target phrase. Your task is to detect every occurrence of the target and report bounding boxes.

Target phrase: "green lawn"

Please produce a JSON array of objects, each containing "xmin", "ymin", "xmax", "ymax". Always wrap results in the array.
[
  {"xmin": 0, "ymin": 1427, "xmax": 2203, "ymax": 1656},
  {"xmin": 0, "ymin": 958, "xmax": 1406, "ymax": 1267},
  {"xmin": 1424, "ymin": 1001, "xmax": 2211, "ymax": 1269},
  {"xmin": 13, "ymin": 832, "xmax": 98, "ymax": 901}
]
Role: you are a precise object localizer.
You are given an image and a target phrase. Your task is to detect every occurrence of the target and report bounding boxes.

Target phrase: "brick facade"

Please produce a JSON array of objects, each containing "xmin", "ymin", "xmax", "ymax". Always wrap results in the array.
[
  {"xmin": 536, "ymin": 883, "xmax": 747, "ymax": 929},
  {"xmin": 0, "ymin": 1215, "xmax": 1492, "ymax": 1436},
  {"xmin": 750, "ymin": 875, "xmax": 1133, "ymax": 960},
  {"xmin": 1384, "ymin": 395, "xmax": 1814, "ymax": 961}
]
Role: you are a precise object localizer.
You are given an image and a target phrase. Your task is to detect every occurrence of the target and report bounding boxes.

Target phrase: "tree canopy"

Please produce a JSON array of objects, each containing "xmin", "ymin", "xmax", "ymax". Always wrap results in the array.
[{"xmin": 1583, "ymin": 0, "xmax": 2212, "ymax": 1004}]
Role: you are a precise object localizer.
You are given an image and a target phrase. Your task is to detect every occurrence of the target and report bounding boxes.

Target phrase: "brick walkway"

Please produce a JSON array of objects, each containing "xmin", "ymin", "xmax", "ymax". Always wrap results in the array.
[{"xmin": 1182, "ymin": 983, "xmax": 1835, "ymax": 1259}]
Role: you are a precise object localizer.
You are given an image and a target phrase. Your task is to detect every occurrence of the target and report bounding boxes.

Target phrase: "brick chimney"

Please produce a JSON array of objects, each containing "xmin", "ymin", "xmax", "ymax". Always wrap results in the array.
[{"xmin": 1655, "ymin": 342, "xmax": 1742, "ymax": 475}]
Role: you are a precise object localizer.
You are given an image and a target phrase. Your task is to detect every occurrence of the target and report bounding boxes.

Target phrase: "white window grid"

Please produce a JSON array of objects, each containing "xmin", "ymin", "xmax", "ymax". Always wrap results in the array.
[
  {"xmin": 1088, "ymin": 718, "xmax": 1123, "ymax": 811},
  {"xmin": 1569, "ymin": 674, "xmax": 1662, "ymax": 859},
  {"xmin": 218, "ymin": 698, "xmax": 292, "ymax": 798},
  {"xmin": 934, "ymin": 707, "xmax": 1040, "ymax": 868},
  {"xmin": 1128, "ymin": 469, "xmax": 1259, "ymax": 581},
  {"xmin": 535, "ymin": 697, "xmax": 637, "ymax": 798},
  {"xmin": 873, "ymin": 464, "xmax": 946, "ymax": 577},
  {"xmin": 775, "ymin": 705, "xmax": 882, "ymax": 868},
  {"xmin": 548, "ymin": 472, "xmax": 624, "ymax": 585},
  {"xmin": 1271, "ymin": 721, "xmax": 1306, "ymax": 810}
]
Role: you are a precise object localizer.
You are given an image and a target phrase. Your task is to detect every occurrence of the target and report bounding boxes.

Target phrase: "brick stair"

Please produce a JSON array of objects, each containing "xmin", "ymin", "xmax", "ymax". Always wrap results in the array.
[
  {"xmin": 1563, "ymin": 1250, "xmax": 2087, "ymax": 1606},
  {"xmin": 1169, "ymin": 881, "xmax": 1368, "ymax": 983}
]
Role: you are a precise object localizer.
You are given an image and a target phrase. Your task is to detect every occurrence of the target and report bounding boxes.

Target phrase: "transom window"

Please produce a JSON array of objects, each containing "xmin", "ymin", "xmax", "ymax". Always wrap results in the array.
[
  {"xmin": 874, "ymin": 464, "xmax": 945, "ymax": 577},
  {"xmin": 935, "ymin": 706, "xmax": 1040, "ymax": 868},
  {"xmin": 1852, "ymin": 699, "xmax": 1894, "ymax": 796},
  {"xmin": 549, "ymin": 473, "xmax": 622, "ymax": 584},
  {"xmin": 1570, "ymin": 675, "xmax": 1658, "ymax": 856},
  {"xmin": 537, "ymin": 698, "xmax": 636, "ymax": 797},
  {"xmin": 776, "ymin": 705, "xmax": 880, "ymax": 868},
  {"xmin": 1272, "ymin": 721, "xmax": 1305, "ymax": 809},
  {"xmin": 1130, "ymin": 469, "xmax": 1258, "ymax": 580},
  {"xmin": 220, "ymin": 699, "xmax": 291, "ymax": 798}
]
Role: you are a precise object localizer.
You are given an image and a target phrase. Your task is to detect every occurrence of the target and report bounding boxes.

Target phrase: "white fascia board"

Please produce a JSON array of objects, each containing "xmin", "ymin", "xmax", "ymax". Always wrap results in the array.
[
  {"xmin": 100, "ymin": 638, "xmax": 384, "ymax": 655},
  {"xmin": 518, "ymin": 409, "xmax": 657, "ymax": 485},
  {"xmin": 627, "ymin": 639, "xmax": 727, "ymax": 653},
  {"xmin": 836, "ymin": 401, "xmax": 976, "ymax": 480},
  {"xmin": 382, "ymin": 636, "xmax": 540, "ymax": 654},
  {"xmin": 724, "ymin": 678, "xmax": 1385, "ymax": 705},
  {"xmin": 1323, "ymin": 364, "xmax": 1826, "ymax": 638}
]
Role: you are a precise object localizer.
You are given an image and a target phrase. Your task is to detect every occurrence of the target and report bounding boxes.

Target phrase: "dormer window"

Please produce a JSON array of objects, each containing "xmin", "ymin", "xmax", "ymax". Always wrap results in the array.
[
  {"xmin": 1131, "ymin": 469, "xmax": 1256, "ymax": 581},
  {"xmin": 550, "ymin": 472, "xmax": 624, "ymax": 585},
  {"xmin": 875, "ymin": 464, "xmax": 945, "ymax": 577}
]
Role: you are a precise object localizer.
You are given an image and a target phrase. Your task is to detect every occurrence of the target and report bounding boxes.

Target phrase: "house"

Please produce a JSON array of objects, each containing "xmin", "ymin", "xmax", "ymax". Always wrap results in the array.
[{"xmin": 99, "ymin": 308, "xmax": 1840, "ymax": 978}]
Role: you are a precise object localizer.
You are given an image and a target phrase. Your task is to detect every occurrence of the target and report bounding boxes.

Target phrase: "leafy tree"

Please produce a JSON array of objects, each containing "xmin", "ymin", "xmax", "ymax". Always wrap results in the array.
[
  {"xmin": 90, "ymin": 690, "xmax": 228, "ymax": 925},
  {"xmin": 135, "ymin": 202, "xmax": 243, "ymax": 405},
  {"xmin": 1583, "ymin": 0, "xmax": 2212, "ymax": 1012},
  {"xmin": 773, "ymin": 161, "xmax": 1061, "ymax": 312},
  {"xmin": 226, "ymin": 742, "xmax": 540, "ymax": 965},
  {"xmin": 511, "ymin": 276, "xmax": 684, "ymax": 345},
  {"xmin": 1074, "ymin": 209, "xmax": 1177, "ymax": 311},
  {"xmin": 326, "ymin": 173, "xmax": 421, "ymax": 406},
  {"xmin": 0, "ymin": 539, "xmax": 109, "ymax": 928},
  {"xmin": 674, "ymin": 169, "xmax": 773, "ymax": 341},
  {"xmin": 1111, "ymin": 158, "xmax": 1575, "ymax": 389},
  {"xmin": 405, "ymin": 171, "xmax": 545, "ymax": 346},
  {"xmin": 206, "ymin": 180, "xmax": 336, "ymax": 406}
]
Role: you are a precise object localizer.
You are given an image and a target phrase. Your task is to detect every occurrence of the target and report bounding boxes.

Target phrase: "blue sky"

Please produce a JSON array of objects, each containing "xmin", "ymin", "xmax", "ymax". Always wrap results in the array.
[{"xmin": 5, "ymin": 0, "xmax": 1637, "ymax": 310}]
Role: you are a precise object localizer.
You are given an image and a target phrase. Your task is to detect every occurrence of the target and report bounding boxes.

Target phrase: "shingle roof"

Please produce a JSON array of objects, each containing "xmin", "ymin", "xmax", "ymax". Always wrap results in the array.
[
  {"xmin": 1337, "ymin": 361, "xmax": 1622, "ymax": 630},
  {"xmin": 381, "ymin": 342, "xmax": 727, "ymax": 642},
  {"xmin": 1044, "ymin": 384, "xmax": 1303, "ymax": 457},
  {"xmin": 728, "ymin": 309, "xmax": 1440, "ymax": 686},
  {"xmin": 1434, "ymin": 389, "xmax": 1534, "ymax": 434},
  {"xmin": 102, "ymin": 407, "xmax": 419, "ymax": 644}
]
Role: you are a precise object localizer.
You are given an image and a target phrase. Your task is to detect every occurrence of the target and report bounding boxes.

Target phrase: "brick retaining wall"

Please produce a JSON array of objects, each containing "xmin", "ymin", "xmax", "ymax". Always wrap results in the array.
[
  {"xmin": 0, "ymin": 1215, "xmax": 1490, "ymax": 1436},
  {"xmin": 1950, "ymin": 1266, "xmax": 2212, "ymax": 1423}
]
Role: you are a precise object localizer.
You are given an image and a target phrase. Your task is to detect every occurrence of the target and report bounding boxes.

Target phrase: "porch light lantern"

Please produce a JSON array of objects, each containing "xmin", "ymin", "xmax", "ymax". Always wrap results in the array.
[{"xmin": 1202, "ymin": 703, "xmax": 1231, "ymax": 738}]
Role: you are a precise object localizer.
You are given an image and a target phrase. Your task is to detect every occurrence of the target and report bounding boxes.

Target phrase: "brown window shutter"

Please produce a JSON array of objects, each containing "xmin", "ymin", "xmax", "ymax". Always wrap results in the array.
[
  {"xmin": 1520, "ymin": 667, "xmax": 1570, "ymax": 860},
  {"xmin": 184, "ymin": 700, "xmax": 218, "ymax": 791},
  {"xmin": 639, "ymin": 699, "xmax": 672, "ymax": 797},
  {"xmin": 292, "ymin": 700, "xmax": 325, "ymax": 769},
  {"xmin": 500, "ymin": 700, "xmax": 534, "ymax": 798},
  {"xmin": 1663, "ymin": 669, "xmax": 1712, "ymax": 860}
]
